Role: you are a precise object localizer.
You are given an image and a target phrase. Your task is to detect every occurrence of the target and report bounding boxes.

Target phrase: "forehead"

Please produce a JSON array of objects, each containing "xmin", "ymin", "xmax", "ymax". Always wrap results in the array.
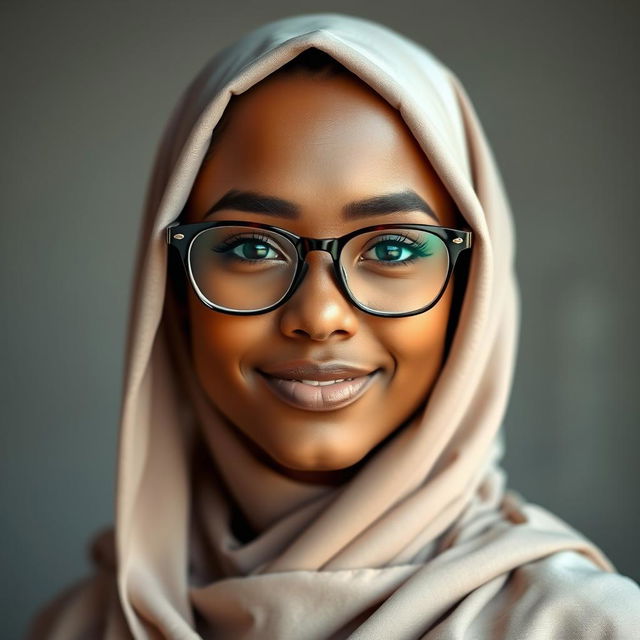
[{"xmin": 185, "ymin": 72, "xmax": 458, "ymax": 230}]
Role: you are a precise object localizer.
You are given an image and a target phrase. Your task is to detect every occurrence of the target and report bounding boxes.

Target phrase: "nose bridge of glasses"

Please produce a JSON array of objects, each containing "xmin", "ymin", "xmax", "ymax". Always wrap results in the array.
[
  {"xmin": 294, "ymin": 240, "xmax": 344, "ymax": 295},
  {"xmin": 298, "ymin": 237, "xmax": 340, "ymax": 261}
]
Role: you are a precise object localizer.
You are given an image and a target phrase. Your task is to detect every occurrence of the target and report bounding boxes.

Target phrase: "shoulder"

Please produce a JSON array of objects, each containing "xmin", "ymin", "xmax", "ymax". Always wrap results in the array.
[
  {"xmin": 504, "ymin": 550, "xmax": 640, "ymax": 639},
  {"xmin": 26, "ymin": 572, "xmax": 110, "ymax": 640}
]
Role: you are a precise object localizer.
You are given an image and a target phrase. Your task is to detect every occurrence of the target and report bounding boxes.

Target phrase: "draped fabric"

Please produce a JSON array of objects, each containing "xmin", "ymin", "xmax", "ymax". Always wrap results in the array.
[{"xmin": 28, "ymin": 13, "xmax": 640, "ymax": 640}]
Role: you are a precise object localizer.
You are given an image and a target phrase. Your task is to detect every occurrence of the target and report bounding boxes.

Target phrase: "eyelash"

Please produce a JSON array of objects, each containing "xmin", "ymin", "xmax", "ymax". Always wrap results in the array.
[
  {"xmin": 212, "ymin": 233, "xmax": 285, "ymax": 262},
  {"xmin": 361, "ymin": 234, "xmax": 434, "ymax": 265}
]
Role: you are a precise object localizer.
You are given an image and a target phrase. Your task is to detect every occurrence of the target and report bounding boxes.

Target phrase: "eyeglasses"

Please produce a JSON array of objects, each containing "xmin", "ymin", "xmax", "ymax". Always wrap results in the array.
[{"xmin": 166, "ymin": 220, "xmax": 472, "ymax": 317}]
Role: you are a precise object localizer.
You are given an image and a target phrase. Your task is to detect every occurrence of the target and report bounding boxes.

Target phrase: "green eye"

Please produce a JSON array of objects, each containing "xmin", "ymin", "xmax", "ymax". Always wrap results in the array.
[
  {"xmin": 362, "ymin": 234, "xmax": 434, "ymax": 264},
  {"xmin": 371, "ymin": 242, "xmax": 414, "ymax": 261},
  {"xmin": 212, "ymin": 234, "xmax": 285, "ymax": 262},
  {"xmin": 231, "ymin": 241, "xmax": 278, "ymax": 260}
]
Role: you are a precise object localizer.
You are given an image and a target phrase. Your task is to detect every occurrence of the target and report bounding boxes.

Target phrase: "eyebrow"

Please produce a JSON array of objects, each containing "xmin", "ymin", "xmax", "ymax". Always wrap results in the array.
[{"xmin": 202, "ymin": 188, "xmax": 441, "ymax": 223}]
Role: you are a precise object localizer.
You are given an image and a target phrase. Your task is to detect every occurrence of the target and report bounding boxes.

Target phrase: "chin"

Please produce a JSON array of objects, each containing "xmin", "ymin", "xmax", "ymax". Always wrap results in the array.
[{"xmin": 265, "ymin": 437, "xmax": 367, "ymax": 473}]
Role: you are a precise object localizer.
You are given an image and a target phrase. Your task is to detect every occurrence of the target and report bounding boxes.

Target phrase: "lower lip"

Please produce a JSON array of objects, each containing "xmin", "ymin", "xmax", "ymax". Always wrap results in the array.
[{"xmin": 258, "ymin": 370, "xmax": 379, "ymax": 412}]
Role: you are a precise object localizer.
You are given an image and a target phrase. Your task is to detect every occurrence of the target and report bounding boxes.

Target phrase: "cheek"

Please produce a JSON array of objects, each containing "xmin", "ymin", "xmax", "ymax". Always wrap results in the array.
[
  {"xmin": 379, "ymin": 286, "xmax": 453, "ymax": 379},
  {"xmin": 187, "ymin": 293, "xmax": 269, "ymax": 384}
]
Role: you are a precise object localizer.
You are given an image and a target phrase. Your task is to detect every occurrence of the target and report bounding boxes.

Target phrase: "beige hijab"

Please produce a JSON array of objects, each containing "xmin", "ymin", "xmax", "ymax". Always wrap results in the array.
[{"xmin": 29, "ymin": 13, "xmax": 640, "ymax": 640}]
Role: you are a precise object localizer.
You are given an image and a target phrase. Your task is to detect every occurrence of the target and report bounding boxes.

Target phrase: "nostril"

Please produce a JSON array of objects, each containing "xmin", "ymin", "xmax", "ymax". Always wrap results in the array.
[{"xmin": 292, "ymin": 326, "xmax": 351, "ymax": 341}]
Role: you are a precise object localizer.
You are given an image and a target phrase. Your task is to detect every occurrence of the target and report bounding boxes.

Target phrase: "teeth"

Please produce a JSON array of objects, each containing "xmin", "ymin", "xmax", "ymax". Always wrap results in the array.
[{"xmin": 296, "ymin": 378, "xmax": 353, "ymax": 386}]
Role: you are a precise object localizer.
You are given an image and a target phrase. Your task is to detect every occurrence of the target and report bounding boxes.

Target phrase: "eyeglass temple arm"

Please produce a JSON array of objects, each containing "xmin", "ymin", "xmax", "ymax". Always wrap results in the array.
[{"xmin": 166, "ymin": 221, "xmax": 181, "ymax": 245}]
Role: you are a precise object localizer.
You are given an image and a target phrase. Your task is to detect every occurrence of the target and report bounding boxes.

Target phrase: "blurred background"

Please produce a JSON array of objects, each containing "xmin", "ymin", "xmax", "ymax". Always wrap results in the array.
[{"xmin": 2, "ymin": 1, "xmax": 638, "ymax": 637}]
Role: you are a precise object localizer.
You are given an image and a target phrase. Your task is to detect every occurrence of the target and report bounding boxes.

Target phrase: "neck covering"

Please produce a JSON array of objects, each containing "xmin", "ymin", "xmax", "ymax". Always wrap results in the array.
[{"xmin": 29, "ymin": 12, "xmax": 640, "ymax": 640}]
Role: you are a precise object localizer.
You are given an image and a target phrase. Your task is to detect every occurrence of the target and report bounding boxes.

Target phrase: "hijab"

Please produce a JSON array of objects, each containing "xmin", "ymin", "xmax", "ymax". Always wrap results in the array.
[{"xmin": 29, "ymin": 12, "xmax": 640, "ymax": 639}]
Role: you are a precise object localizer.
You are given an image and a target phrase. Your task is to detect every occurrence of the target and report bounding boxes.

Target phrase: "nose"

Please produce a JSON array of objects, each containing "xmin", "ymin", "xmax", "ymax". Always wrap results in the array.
[{"xmin": 278, "ymin": 251, "xmax": 359, "ymax": 341}]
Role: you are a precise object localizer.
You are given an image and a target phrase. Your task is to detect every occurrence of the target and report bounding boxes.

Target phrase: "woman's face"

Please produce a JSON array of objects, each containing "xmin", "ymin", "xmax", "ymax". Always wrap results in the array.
[{"xmin": 182, "ymin": 69, "xmax": 459, "ymax": 483}]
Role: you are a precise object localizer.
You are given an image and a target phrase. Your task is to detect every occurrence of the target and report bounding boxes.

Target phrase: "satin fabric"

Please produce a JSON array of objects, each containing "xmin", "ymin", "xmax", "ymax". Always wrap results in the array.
[{"xmin": 28, "ymin": 13, "xmax": 640, "ymax": 639}]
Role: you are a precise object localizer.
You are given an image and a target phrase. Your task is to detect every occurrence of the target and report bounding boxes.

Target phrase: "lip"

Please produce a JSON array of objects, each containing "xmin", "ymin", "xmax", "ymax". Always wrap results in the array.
[
  {"xmin": 259, "ymin": 360, "xmax": 376, "ymax": 381},
  {"xmin": 257, "ymin": 360, "xmax": 380, "ymax": 412}
]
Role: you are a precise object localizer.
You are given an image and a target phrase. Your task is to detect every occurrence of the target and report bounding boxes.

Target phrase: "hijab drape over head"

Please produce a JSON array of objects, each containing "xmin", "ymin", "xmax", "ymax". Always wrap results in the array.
[{"xmin": 29, "ymin": 12, "xmax": 640, "ymax": 640}]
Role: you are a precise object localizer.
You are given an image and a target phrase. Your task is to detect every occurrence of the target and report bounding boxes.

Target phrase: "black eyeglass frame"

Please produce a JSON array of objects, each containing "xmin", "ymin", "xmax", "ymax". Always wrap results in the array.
[{"xmin": 166, "ymin": 220, "xmax": 473, "ymax": 318}]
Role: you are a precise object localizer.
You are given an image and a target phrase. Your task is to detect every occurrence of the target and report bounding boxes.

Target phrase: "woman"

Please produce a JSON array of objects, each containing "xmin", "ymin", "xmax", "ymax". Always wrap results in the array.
[{"xmin": 29, "ymin": 13, "xmax": 640, "ymax": 639}]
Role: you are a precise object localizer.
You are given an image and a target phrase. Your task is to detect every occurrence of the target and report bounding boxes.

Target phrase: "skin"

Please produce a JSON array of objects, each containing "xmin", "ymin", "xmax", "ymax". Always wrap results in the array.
[{"xmin": 180, "ymin": 69, "xmax": 460, "ymax": 485}]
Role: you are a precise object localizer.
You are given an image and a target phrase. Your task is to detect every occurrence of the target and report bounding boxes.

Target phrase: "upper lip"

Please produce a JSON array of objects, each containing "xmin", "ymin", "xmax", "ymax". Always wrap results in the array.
[{"xmin": 258, "ymin": 360, "xmax": 378, "ymax": 381}]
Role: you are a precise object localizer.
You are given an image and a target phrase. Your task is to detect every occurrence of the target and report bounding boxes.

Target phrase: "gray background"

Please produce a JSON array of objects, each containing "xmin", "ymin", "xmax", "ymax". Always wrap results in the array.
[{"xmin": 2, "ymin": 1, "xmax": 638, "ymax": 637}]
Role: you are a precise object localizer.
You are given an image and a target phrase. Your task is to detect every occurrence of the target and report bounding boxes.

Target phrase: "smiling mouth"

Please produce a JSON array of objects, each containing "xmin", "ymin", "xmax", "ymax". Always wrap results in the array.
[
  {"xmin": 290, "ymin": 377, "xmax": 356, "ymax": 386},
  {"xmin": 258, "ymin": 370, "xmax": 380, "ymax": 411}
]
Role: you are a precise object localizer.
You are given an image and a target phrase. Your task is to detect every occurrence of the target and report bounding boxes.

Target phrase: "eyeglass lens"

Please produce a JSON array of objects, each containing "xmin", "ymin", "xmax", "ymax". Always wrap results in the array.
[{"xmin": 188, "ymin": 225, "xmax": 450, "ymax": 314}]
